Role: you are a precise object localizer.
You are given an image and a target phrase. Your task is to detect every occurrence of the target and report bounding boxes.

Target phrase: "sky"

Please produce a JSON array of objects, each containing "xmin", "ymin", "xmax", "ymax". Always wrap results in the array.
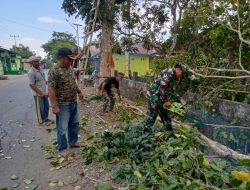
[{"xmin": 0, "ymin": 0, "xmax": 85, "ymax": 57}]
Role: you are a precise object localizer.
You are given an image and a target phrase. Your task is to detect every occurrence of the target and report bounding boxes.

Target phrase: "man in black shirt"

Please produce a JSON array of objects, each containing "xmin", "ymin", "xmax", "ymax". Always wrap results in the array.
[{"xmin": 99, "ymin": 72, "xmax": 124, "ymax": 112}]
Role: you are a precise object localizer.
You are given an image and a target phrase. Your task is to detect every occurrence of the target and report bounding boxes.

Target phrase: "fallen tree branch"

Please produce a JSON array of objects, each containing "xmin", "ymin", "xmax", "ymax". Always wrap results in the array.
[
  {"xmin": 96, "ymin": 114, "xmax": 106, "ymax": 123},
  {"xmin": 188, "ymin": 67, "xmax": 250, "ymax": 79},
  {"xmin": 124, "ymin": 102, "xmax": 250, "ymax": 160},
  {"xmin": 198, "ymin": 132, "xmax": 250, "ymax": 160},
  {"xmin": 123, "ymin": 103, "xmax": 147, "ymax": 116}
]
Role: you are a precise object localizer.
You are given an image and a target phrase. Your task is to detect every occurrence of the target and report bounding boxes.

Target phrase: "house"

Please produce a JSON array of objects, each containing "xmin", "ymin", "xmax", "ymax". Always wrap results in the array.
[
  {"xmin": 0, "ymin": 59, "xmax": 4, "ymax": 75},
  {"xmin": 22, "ymin": 59, "xmax": 31, "ymax": 71},
  {"xmin": 87, "ymin": 44, "xmax": 156, "ymax": 77},
  {"xmin": 114, "ymin": 52, "xmax": 155, "ymax": 76},
  {"xmin": 0, "ymin": 48, "xmax": 23, "ymax": 75}
]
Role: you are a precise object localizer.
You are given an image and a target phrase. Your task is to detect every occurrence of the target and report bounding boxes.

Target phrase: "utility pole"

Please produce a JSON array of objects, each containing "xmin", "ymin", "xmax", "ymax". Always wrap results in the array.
[
  {"xmin": 73, "ymin": 23, "xmax": 82, "ymax": 51},
  {"xmin": 10, "ymin": 35, "xmax": 19, "ymax": 50},
  {"xmin": 65, "ymin": 19, "xmax": 82, "ymax": 51}
]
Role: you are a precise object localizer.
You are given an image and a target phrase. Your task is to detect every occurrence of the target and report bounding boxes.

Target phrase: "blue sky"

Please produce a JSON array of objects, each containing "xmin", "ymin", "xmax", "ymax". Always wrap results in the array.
[{"xmin": 0, "ymin": 0, "xmax": 84, "ymax": 57}]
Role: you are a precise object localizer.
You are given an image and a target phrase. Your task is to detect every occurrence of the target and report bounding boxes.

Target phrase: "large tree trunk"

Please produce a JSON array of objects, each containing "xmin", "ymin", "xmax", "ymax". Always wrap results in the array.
[{"xmin": 99, "ymin": 0, "xmax": 115, "ymax": 84}]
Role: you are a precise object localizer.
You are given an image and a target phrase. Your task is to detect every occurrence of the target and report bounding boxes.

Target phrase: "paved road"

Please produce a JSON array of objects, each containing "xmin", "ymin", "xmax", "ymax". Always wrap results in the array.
[
  {"xmin": 0, "ymin": 74, "xmax": 86, "ymax": 190},
  {"xmin": 0, "ymin": 75, "xmax": 57, "ymax": 189}
]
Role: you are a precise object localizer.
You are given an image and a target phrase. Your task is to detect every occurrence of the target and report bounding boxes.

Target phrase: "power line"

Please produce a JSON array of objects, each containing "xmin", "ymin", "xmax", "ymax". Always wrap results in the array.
[
  {"xmin": 65, "ymin": 19, "xmax": 83, "ymax": 50},
  {"xmin": 0, "ymin": 16, "xmax": 53, "ymax": 33}
]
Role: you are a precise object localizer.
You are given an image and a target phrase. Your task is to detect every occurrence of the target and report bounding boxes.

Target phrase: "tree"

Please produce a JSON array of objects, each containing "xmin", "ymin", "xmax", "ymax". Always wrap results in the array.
[
  {"xmin": 62, "ymin": 0, "xmax": 127, "ymax": 81},
  {"xmin": 41, "ymin": 31, "xmax": 77, "ymax": 63},
  {"xmin": 41, "ymin": 57, "xmax": 54, "ymax": 69},
  {"xmin": 10, "ymin": 44, "xmax": 34, "ymax": 59}
]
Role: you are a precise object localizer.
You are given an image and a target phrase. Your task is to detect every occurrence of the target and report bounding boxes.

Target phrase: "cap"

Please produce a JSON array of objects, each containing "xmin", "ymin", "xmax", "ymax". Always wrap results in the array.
[
  {"xmin": 117, "ymin": 72, "xmax": 124, "ymax": 76},
  {"xmin": 174, "ymin": 63, "xmax": 190, "ymax": 79},
  {"xmin": 57, "ymin": 48, "xmax": 76, "ymax": 59},
  {"xmin": 174, "ymin": 63, "xmax": 183, "ymax": 70},
  {"xmin": 26, "ymin": 56, "xmax": 40, "ymax": 63},
  {"xmin": 182, "ymin": 67, "xmax": 190, "ymax": 79}
]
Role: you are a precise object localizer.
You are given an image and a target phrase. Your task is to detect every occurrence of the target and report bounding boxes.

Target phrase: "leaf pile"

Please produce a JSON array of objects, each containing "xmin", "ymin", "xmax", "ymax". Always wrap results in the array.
[
  {"xmin": 80, "ymin": 94, "xmax": 102, "ymax": 104},
  {"xmin": 115, "ymin": 104, "xmax": 140, "ymax": 122},
  {"xmin": 41, "ymin": 142, "xmax": 57, "ymax": 154},
  {"xmin": 80, "ymin": 124, "xmax": 250, "ymax": 189}
]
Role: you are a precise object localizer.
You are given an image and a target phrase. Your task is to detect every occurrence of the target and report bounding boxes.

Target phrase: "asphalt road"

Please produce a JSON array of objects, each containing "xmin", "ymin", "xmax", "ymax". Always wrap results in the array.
[{"xmin": 0, "ymin": 75, "xmax": 59, "ymax": 189}]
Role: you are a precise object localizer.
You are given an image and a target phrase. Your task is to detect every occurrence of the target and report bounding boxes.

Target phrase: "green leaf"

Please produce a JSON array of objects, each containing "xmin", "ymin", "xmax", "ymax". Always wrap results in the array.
[
  {"xmin": 24, "ymin": 179, "xmax": 33, "ymax": 185},
  {"xmin": 137, "ymin": 184, "xmax": 146, "ymax": 190},
  {"xmin": 11, "ymin": 174, "xmax": 18, "ymax": 180},
  {"xmin": 29, "ymin": 184, "xmax": 38, "ymax": 190},
  {"xmin": 95, "ymin": 183, "xmax": 114, "ymax": 190},
  {"xmin": 240, "ymin": 159, "xmax": 250, "ymax": 167},
  {"xmin": 57, "ymin": 179, "xmax": 64, "ymax": 187},
  {"xmin": 12, "ymin": 183, "xmax": 20, "ymax": 188}
]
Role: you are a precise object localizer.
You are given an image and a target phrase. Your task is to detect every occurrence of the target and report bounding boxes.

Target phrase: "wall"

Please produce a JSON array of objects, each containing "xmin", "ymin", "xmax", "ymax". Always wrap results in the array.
[
  {"xmin": 113, "ymin": 54, "xmax": 152, "ymax": 76},
  {"xmin": 0, "ymin": 52, "xmax": 22, "ymax": 74},
  {"xmin": 23, "ymin": 62, "xmax": 31, "ymax": 71},
  {"xmin": 0, "ymin": 60, "xmax": 4, "ymax": 75},
  {"xmin": 130, "ymin": 55, "xmax": 151, "ymax": 76},
  {"xmin": 119, "ymin": 79, "xmax": 148, "ymax": 101},
  {"xmin": 212, "ymin": 99, "xmax": 250, "ymax": 122},
  {"xmin": 113, "ymin": 54, "xmax": 126, "ymax": 74}
]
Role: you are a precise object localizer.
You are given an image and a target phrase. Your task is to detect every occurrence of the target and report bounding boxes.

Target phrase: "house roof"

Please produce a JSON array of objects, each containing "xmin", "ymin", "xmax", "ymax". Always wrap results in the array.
[
  {"xmin": 88, "ymin": 44, "xmax": 157, "ymax": 58},
  {"xmin": 129, "ymin": 44, "xmax": 157, "ymax": 55},
  {"xmin": 0, "ymin": 47, "xmax": 16, "ymax": 55}
]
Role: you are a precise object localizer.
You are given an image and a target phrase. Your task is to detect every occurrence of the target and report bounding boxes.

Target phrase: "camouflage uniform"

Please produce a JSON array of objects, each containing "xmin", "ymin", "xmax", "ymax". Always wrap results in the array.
[
  {"xmin": 48, "ymin": 64, "xmax": 78, "ymax": 105},
  {"xmin": 100, "ymin": 77, "xmax": 119, "ymax": 112},
  {"xmin": 103, "ymin": 91, "xmax": 115, "ymax": 112},
  {"xmin": 145, "ymin": 69, "xmax": 181, "ymax": 131},
  {"xmin": 48, "ymin": 64, "xmax": 79, "ymax": 151}
]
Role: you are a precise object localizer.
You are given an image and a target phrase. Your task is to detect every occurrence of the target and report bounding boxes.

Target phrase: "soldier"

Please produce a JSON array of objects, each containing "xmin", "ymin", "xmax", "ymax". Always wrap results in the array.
[
  {"xmin": 144, "ymin": 63, "xmax": 190, "ymax": 131},
  {"xmin": 99, "ymin": 72, "xmax": 124, "ymax": 112}
]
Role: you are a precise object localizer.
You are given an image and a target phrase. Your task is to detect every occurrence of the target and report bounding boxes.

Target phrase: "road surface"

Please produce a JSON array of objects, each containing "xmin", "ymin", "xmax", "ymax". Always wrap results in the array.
[{"xmin": 0, "ymin": 75, "xmax": 80, "ymax": 190}]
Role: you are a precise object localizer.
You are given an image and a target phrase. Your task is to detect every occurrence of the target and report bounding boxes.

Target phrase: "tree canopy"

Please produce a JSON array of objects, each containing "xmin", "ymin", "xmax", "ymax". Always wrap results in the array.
[
  {"xmin": 41, "ymin": 31, "xmax": 77, "ymax": 63},
  {"xmin": 10, "ymin": 44, "xmax": 34, "ymax": 59}
]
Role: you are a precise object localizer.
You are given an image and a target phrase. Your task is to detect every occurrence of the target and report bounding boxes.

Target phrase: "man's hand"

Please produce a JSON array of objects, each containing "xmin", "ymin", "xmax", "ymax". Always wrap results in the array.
[
  {"xmin": 99, "ymin": 91, "xmax": 104, "ymax": 97},
  {"xmin": 180, "ymin": 99, "xmax": 187, "ymax": 105},
  {"xmin": 78, "ymin": 92, "xmax": 84, "ymax": 100},
  {"xmin": 163, "ymin": 101, "xmax": 172, "ymax": 107},
  {"xmin": 52, "ymin": 105, "xmax": 60, "ymax": 115},
  {"xmin": 38, "ymin": 92, "xmax": 45, "ymax": 97}
]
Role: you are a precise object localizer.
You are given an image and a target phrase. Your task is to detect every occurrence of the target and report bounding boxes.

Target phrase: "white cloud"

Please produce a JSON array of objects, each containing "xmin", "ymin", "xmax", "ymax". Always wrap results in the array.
[{"xmin": 37, "ymin": 16, "xmax": 64, "ymax": 24}]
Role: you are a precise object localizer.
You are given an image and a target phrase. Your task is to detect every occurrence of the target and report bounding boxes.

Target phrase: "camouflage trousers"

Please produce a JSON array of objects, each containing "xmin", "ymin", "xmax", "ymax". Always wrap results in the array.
[
  {"xmin": 103, "ymin": 91, "xmax": 115, "ymax": 112},
  {"xmin": 144, "ymin": 102, "xmax": 172, "ymax": 131}
]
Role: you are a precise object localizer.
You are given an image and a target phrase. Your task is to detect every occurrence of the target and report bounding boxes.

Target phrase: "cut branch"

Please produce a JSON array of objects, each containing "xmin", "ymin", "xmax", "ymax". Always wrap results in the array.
[{"xmin": 188, "ymin": 67, "xmax": 250, "ymax": 79}]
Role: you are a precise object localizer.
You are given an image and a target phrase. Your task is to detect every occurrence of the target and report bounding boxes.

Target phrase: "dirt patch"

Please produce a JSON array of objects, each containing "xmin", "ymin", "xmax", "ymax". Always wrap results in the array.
[{"xmin": 38, "ymin": 87, "xmax": 125, "ymax": 190}]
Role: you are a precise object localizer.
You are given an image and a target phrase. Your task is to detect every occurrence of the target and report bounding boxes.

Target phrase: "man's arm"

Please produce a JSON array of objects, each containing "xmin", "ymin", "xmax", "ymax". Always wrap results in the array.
[
  {"xmin": 48, "ymin": 85, "xmax": 60, "ymax": 115},
  {"xmin": 30, "ymin": 84, "xmax": 45, "ymax": 96},
  {"xmin": 75, "ymin": 82, "xmax": 84, "ymax": 100},
  {"xmin": 47, "ymin": 69, "xmax": 60, "ymax": 115},
  {"xmin": 100, "ymin": 82, "xmax": 106, "ymax": 96},
  {"xmin": 172, "ymin": 91, "xmax": 186, "ymax": 105},
  {"xmin": 28, "ymin": 72, "xmax": 44, "ymax": 96},
  {"xmin": 116, "ymin": 89, "xmax": 121, "ymax": 101}
]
